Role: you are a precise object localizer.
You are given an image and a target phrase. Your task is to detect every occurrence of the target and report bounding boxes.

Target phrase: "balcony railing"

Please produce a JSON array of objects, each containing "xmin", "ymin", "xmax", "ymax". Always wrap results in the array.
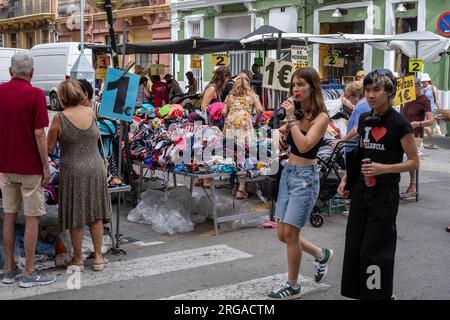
[
  {"xmin": 0, "ymin": 0, "xmax": 51, "ymax": 19},
  {"xmin": 120, "ymin": 0, "xmax": 151, "ymax": 10}
]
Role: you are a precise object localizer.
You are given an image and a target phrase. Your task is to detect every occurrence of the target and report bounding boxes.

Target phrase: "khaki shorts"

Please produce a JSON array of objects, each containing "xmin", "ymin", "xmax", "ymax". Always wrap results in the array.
[{"xmin": 0, "ymin": 173, "xmax": 45, "ymax": 217}]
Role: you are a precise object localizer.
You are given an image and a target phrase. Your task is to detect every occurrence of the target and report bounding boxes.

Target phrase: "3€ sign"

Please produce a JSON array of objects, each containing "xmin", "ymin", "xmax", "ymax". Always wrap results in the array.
[{"xmin": 99, "ymin": 67, "xmax": 140, "ymax": 122}]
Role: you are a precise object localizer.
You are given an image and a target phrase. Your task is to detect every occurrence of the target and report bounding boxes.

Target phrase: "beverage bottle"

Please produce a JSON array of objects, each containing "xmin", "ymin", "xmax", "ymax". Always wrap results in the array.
[{"xmin": 362, "ymin": 158, "xmax": 376, "ymax": 187}]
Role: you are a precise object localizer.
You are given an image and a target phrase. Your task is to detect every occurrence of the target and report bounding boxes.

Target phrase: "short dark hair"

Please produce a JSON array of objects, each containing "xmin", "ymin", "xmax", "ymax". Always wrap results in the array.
[
  {"xmin": 363, "ymin": 69, "xmax": 397, "ymax": 98},
  {"xmin": 77, "ymin": 79, "xmax": 94, "ymax": 100}
]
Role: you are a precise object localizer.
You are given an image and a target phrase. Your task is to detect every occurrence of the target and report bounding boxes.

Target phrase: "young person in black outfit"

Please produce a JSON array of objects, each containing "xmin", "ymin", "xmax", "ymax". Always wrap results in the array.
[{"xmin": 337, "ymin": 69, "xmax": 419, "ymax": 300}]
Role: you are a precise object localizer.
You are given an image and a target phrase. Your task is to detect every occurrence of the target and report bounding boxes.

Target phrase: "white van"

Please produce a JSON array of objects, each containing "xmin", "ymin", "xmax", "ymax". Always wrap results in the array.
[
  {"xmin": 0, "ymin": 48, "xmax": 30, "ymax": 83},
  {"xmin": 30, "ymin": 42, "xmax": 93, "ymax": 110}
]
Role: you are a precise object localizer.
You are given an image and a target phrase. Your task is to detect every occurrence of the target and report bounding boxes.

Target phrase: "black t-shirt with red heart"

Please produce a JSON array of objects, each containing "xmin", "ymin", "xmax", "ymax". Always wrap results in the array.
[{"xmin": 357, "ymin": 107, "xmax": 414, "ymax": 184}]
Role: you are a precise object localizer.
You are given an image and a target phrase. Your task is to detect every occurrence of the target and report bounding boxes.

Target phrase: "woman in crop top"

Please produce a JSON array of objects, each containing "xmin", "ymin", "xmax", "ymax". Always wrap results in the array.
[{"xmin": 268, "ymin": 67, "xmax": 333, "ymax": 300}]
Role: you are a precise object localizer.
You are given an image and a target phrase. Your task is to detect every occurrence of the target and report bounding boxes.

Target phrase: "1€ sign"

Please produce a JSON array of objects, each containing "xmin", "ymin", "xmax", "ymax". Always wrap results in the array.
[
  {"xmin": 99, "ymin": 67, "xmax": 140, "ymax": 122},
  {"xmin": 393, "ymin": 75, "xmax": 416, "ymax": 106},
  {"xmin": 263, "ymin": 58, "xmax": 294, "ymax": 92}
]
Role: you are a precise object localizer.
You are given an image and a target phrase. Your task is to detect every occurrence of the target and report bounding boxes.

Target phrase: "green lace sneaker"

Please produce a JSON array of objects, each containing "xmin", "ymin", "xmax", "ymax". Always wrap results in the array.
[
  {"xmin": 267, "ymin": 282, "xmax": 301, "ymax": 300},
  {"xmin": 314, "ymin": 248, "xmax": 333, "ymax": 283}
]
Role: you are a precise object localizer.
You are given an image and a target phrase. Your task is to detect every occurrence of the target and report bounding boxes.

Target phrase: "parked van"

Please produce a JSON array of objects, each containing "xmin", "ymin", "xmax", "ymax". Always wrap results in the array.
[
  {"xmin": 30, "ymin": 42, "xmax": 93, "ymax": 110},
  {"xmin": 0, "ymin": 48, "xmax": 30, "ymax": 83}
]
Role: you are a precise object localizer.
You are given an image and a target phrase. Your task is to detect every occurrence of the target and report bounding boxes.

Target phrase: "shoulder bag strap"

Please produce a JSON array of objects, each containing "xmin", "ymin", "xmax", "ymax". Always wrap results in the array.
[{"xmin": 90, "ymin": 108, "xmax": 108, "ymax": 169}]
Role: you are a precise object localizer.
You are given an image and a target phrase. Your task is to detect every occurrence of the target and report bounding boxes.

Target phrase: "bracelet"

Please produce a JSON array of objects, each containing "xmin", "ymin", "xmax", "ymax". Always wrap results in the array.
[{"xmin": 286, "ymin": 115, "xmax": 297, "ymax": 122}]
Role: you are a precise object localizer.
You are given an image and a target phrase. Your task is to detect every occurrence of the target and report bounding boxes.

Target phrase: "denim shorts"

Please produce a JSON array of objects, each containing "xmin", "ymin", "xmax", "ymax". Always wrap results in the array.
[{"xmin": 275, "ymin": 163, "xmax": 320, "ymax": 228}]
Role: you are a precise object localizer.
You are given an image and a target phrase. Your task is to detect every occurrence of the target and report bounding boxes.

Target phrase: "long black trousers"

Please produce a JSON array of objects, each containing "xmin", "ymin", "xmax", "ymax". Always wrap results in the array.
[{"xmin": 341, "ymin": 179, "xmax": 400, "ymax": 300}]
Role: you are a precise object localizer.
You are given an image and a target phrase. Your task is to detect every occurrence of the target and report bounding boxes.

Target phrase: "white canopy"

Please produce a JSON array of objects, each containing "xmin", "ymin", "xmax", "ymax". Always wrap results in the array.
[{"xmin": 240, "ymin": 31, "xmax": 450, "ymax": 63}]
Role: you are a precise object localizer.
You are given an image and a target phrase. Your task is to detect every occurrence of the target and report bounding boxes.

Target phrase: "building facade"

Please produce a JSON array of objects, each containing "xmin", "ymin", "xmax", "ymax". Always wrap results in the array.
[
  {"xmin": 56, "ymin": 0, "xmax": 171, "ymax": 71},
  {"xmin": 0, "ymin": 0, "xmax": 57, "ymax": 48},
  {"xmin": 0, "ymin": 0, "xmax": 172, "ymax": 73},
  {"xmin": 171, "ymin": 0, "xmax": 449, "ymax": 103}
]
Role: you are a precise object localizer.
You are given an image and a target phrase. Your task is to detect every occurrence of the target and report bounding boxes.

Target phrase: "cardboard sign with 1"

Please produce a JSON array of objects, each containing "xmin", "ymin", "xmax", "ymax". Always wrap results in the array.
[
  {"xmin": 99, "ymin": 67, "xmax": 140, "ymax": 122},
  {"xmin": 263, "ymin": 58, "xmax": 294, "ymax": 92}
]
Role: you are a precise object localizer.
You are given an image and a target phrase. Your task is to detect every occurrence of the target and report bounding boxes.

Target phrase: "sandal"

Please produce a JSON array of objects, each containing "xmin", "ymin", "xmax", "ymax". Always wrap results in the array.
[
  {"xmin": 236, "ymin": 189, "xmax": 249, "ymax": 199},
  {"xmin": 93, "ymin": 256, "xmax": 109, "ymax": 272},
  {"xmin": 203, "ymin": 179, "xmax": 212, "ymax": 188},
  {"xmin": 67, "ymin": 259, "xmax": 84, "ymax": 272},
  {"xmin": 194, "ymin": 178, "xmax": 203, "ymax": 187},
  {"xmin": 401, "ymin": 183, "xmax": 416, "ymax": 198}
]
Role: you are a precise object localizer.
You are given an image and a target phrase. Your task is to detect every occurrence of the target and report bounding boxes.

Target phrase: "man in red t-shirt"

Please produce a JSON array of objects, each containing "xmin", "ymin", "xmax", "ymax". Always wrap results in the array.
[
  {"xmin": 0, "ymin": 52, "xmax": 56, "ymax": 287},
  {"xmin": 401, "ymin": 77, "xmax": 433, "ymax": 196},
  {"xmin": 150, "ymin": 75, "xmax": 169, "ymax": 108}
]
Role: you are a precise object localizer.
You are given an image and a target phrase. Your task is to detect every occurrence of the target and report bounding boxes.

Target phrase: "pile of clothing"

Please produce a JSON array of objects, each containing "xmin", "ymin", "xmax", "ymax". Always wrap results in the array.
[{"xmin": 130, "ymin": 119, "xmax": 276, "ymax": 179}]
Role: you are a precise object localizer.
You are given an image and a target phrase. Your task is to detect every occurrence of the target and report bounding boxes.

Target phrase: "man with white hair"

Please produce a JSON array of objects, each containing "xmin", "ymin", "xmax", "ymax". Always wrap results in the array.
[{"xmin": 0, "ymin": 52, "xmax": 56, "ymax": 287}]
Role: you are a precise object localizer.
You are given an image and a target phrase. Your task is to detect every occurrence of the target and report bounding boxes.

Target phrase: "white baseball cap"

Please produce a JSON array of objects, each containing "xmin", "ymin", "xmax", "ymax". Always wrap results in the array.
[{"xmin": 419, "ymin": 73, "xmax": 431, "ymax": 82}]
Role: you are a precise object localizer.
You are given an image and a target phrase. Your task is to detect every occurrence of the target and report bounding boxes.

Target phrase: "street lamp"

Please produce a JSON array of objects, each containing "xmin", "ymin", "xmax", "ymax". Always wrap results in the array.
[
  {"xmin": 331, "ymin": 9, "xmax": 342, "ymax": 18},
  {"xmin": 70, "ymin": 0, "xmax": 95, "ymax": 93},
  {"xmin": 396, "ymin": 3, "xmax": 407, "ymax": 13}
]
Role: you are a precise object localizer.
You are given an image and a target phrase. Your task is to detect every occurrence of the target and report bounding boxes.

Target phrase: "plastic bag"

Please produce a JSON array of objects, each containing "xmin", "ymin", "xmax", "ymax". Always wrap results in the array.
[{"xmin": 127, "ymin": 187, "xmax": 195, "ymax": 235}]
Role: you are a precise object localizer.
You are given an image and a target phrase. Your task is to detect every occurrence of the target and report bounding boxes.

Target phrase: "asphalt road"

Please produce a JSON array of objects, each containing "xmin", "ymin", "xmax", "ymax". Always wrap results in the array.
[{"xmin": 2, "ymin": 110, "xmax": 447, "ymax": 300}]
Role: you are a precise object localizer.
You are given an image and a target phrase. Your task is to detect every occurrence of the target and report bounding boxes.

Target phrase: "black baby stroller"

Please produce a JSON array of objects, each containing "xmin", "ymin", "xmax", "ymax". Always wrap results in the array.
[{"xmin": 309, "ymin": 139, "xmax": 356, "ymax": 227}]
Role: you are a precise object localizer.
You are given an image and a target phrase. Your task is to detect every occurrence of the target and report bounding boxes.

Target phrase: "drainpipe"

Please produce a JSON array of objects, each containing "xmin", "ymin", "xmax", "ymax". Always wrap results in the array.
[{"xmin": 444, "ymin": 54, "xmax": 449, "ymax": 92}]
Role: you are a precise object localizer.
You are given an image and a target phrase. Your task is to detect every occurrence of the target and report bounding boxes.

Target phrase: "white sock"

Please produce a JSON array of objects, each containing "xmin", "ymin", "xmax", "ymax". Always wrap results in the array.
[
  {"xmin": 288, "ymin": 279, "xmax": 299, "ymax": 289},
  {"xmin": 315, "ymin": 248, "xmax": 324, "ymax": 261}
]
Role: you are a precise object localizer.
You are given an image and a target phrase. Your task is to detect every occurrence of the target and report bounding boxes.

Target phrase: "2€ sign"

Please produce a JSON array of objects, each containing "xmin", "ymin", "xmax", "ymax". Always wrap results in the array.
[{"xmin": 99, "ymin": 67, "xmax": 140, "ymax": 122}]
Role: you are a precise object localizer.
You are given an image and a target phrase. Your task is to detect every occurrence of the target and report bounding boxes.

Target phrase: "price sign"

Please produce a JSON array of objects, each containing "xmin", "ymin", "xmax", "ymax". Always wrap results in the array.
[
  {"xmin": 190, "ymin": 55, "xmax": 202, "ymax": 69},
  {"xmin": 393, "ymin": 75, "xmax": 416, "ymax": 106},
  {"xmin": 324, "ymin": 55, "xmax": 344, "ymax": 68},
  {"xmin": 95, "ymin": 68, "xmax": 107, "ymax": 79},
  {"xmin": 291, "ymin": 45, "xmax": 308, "ymax": 66},
  {"xmin": 263, "ymin": 58, "xmax": 294, "ymax": 92},
  {"xmin": 409, "ymin": 58, "xmax": 423, "ymax": 73},
  {"xmin": 254, "ymin": 57, "xmax": 263, "ymax": 67},
  {"xmin": 99, "ymin": 67, "xmax": 140, "ymax": 122},
  {"xmin": 212, "ymin": 53, "xmax": 229, "ymax": 67},
  {"xmin": 150, "ymin": 64, "xmax": 165, "ymax": 75},
  {"xmin": 294, "ymin": 61, "xmax": 308, "ymax": 69}
]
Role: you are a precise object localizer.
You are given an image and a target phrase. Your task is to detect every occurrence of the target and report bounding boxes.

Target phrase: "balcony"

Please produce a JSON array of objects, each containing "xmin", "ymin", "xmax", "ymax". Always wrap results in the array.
[
  {"xmin": 121, "ymin": 0, "xmax": 166, "ymax": 10},
  {"xmin": 0, "ymin": 0, "xmax": 51, "ymax": 19},
  {"xmin": 58, "ymin": 0, "xmax": 90, "ymax": 18}
]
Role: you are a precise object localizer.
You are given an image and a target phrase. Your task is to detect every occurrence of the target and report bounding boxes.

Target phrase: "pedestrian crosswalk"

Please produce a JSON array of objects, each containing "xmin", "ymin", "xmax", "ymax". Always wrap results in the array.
[
  {"xmin": 163, "ymin": 273, "xmax": 329, "ymax": 300},
  {"xmin": 0, "ymin": 244, "xmax": 329, "ymax": 300}
]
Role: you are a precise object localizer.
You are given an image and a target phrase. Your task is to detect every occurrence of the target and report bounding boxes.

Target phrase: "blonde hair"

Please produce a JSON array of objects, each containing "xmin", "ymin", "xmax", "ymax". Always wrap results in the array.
[
  {"xmin": 345, "ymin": 80, "xmax": 364, "ymax": 99},
  {"xmin": 57, "ymin": 80, "xmax": 85, "ymax": 108},
  {"xmin": 229, "ymin": 73, "xmax": 253, "ymax": 97}
]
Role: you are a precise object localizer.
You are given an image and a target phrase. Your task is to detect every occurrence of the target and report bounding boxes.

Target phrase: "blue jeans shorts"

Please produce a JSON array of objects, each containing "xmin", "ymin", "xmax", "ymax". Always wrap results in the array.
[{"xmin": 275, "ymin": 163, "xmax": 320, "ymax": 228}]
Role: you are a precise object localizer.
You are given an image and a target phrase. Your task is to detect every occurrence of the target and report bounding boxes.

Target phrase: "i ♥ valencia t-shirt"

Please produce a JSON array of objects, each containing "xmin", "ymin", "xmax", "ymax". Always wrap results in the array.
[{"xmin": 357, "ymin": 107, "xmax": 414, "ymax": 184}]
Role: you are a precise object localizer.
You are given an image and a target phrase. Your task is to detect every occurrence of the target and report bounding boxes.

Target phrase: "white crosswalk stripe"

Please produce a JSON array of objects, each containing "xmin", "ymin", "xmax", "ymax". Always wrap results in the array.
[
  {"xmin": 163, "ymin": 273, "xmax": 329, "ymax": 300},
  {"xmin": 0, "ymin": 245, "xmax": 252, "ymax": 300}
]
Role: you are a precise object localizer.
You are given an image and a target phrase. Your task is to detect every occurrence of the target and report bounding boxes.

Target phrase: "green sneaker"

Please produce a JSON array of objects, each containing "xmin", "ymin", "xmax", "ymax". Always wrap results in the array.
[
  {"xmin": 267, "ymin": 282, "xmax": 301, "ymax": 300},
  {"xmin": 314, "ymin": 248, "xmax": 333, "ymax": 283}
]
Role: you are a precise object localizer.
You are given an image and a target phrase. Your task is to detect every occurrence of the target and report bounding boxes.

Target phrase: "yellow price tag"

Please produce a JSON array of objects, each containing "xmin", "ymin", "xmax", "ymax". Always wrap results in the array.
[
  {"xmin": 393, "ymin": 75, "xmax": 416, "ymax": 106},
  {"xmin": 95, "ymin": 68, "xmax": 107, "ymax": 79},
  {"xmin": 294, "ymin": 61, "xmax": 308, "ymax": 69},
  {"xmin": 150, "ymin": 64, "xmax": 165, "ymax": 75},
  {"xmin": 409, "ymin": 58, "xmax": 423, "ymax": 73},
  {"xmin": 212, "ymin": 53, "xmax": 229, "ymax": 67},
  {"xmin": 190, "ymin": 55, "xmax": 202, "ymax": 69},
  {"xmin": 324, "ymin": 55, "xmax": 344, "ymax": 68}
]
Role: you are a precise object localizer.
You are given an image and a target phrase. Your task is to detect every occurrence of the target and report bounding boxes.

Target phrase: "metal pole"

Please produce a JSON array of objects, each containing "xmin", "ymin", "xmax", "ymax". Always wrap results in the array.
[
  {"xmin": 121, "ymin": 25, "xmax": 128, "ymax": 69},
  {"xmin": 105, "ymin": 0, "xmax": 138, "ymax": 208},
  {"xmin": 80, "ymin": 0, "xmax": 84, "ymax": 54},
  {"xmin": 273, "ymin": 31, "xmax": 283, "ymax": 129}
]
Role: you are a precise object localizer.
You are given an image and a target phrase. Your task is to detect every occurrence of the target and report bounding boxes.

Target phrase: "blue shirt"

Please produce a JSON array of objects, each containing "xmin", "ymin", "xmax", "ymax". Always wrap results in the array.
[{"xmin": 345, "ymin": 98, "xmax": 371, "ymax": 153}]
